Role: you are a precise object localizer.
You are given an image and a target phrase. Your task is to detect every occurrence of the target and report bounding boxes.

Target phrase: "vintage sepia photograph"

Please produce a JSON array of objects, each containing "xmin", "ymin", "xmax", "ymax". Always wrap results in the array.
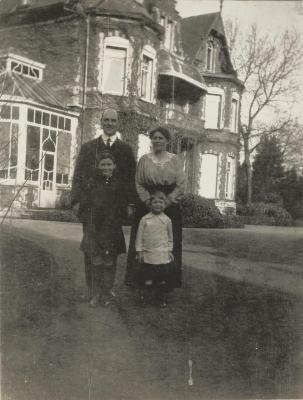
[{"xmin": 0, "ymin": 0, "xmax": 303, "ymax": 399}]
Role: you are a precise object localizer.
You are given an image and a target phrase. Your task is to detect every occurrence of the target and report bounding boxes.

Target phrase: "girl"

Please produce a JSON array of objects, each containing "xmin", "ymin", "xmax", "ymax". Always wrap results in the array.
[{"xmin": 135, "ymin": 191, "xmax": 174, "ymax": 308}]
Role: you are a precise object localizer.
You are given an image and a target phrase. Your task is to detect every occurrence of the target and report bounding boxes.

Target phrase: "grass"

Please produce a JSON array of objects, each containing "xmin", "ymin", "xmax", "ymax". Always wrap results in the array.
[{"xmin": 183, "ymin": 226, "xmax": 303, "ymax": 267}]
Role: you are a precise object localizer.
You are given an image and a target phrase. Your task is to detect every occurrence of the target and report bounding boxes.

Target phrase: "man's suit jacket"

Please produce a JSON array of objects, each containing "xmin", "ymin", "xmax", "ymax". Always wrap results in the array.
[{"xmin": 71, "ymin": 136, "xmax": 136, "ymax": 209}]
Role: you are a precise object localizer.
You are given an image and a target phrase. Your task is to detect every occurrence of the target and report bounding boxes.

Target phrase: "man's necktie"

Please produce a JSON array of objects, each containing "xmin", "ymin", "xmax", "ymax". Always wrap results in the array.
[{"xmin": 106, "ymin": 138, "xmax": 111, "ymax": 149}]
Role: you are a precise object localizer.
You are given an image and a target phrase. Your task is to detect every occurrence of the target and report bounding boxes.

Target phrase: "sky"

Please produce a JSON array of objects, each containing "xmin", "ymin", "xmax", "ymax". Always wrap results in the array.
[{"xmin": 176, "ymin": 0, "xmax": 303, "ymax": 122}]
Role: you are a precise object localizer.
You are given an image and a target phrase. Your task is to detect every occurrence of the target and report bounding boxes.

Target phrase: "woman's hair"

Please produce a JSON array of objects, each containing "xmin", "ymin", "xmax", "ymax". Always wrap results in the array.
[
  {"xmin": 96, "ymin": 150, "xmax": 116, "ymax": 164},
  {"xmin": 149, "ymin": 126, "xmax": 171, "ymax": 141}
]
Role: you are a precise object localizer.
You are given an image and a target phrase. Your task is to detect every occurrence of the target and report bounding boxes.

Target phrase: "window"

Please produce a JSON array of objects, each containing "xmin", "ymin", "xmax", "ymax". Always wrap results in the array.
[
  {"xmin": 165, "ymin": 20, "xmax": 174, "ymax": 50},
  {"xmin": 199, "ymin": 153, "xmax": 218, "ymax": 199},
  {"xmin": 207, "ymin": 41, "xmax": 214, "ymax": 71},
  {"xmin": 140, "ymin": 46, "xmax": 156, "ymax": 102},
  {"xmin": 9, "ymin": 59, "xmax": 43, "ymax": 80},
  {"xmin": 102, "ymin": 38, "xmax": 129, "ymax": 95},
  {"xmin": 160, "ymin": 16, "xmax": 174, "ymax": 51},
  {"xmin": 225, "ymin": 155, "xmax": 236, "ymax": 199},
  {"xmin": 56, "ymin": 131, "xmax": 72, "ymax": 185},
  {"xmin": 205, "ymin": 94, "xmax": 222, "ymax": 129},
  {"xmin": 25, "ymin": 108, "xmax": 72, "ymax": 185},
  {"xmin": 0, "ymin": 105, "xmax": 19, "ymax": 180},
  {"xmin": 231, "ymin": 96, "xmax": 239, "ymax": 132},
  {"xmin": 25, "ymin": 126, "xmax": 40, "ymax": 181}
]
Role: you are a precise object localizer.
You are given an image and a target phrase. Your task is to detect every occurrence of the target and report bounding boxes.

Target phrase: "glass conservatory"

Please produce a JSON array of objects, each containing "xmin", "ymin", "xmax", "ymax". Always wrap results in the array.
[{"xmin": 0, "ymin": 53, "xmax": 79, "ymax": 209}]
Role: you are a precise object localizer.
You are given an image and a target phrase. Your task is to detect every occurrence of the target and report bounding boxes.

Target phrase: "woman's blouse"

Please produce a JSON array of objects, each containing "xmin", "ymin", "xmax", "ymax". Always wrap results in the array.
[{"xmin": 136, "ymin": 152, "xmax": 185, "ymax": 203}]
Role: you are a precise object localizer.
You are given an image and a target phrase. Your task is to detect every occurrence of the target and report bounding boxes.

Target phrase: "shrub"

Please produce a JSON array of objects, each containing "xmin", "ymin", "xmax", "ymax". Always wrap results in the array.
[
  {"xmin": 254, "ymin": 191, "xmax": 283, "ymax": 206},
  {"xmin": 181, "ymin": 194, "xmax": 224, "ymax": 228},
  {"xmin": 222, "ymin": 214, "xmax": 244, "ymax": 228},
  {"xmin": 236, "ymin": 202, "xmax": 292, "ymax": 226}
]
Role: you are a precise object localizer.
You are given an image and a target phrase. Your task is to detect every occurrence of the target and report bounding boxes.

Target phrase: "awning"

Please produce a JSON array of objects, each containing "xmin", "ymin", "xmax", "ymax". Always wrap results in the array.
[{"xmin": 158, "ymin": 49, "xmax": 208, "ymax": 91}]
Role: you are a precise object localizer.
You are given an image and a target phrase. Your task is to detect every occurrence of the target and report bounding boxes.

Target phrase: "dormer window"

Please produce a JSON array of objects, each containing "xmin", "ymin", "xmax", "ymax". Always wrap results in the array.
[
  {"xmin": 206, "ymin": 41, "xmax": 215, "ymax": 71},
  {"xmin": 4, "ymin": 54, "xmax": 45, "ymax": 80},
  {"xmin": 160, "ymin": 16, "xmax": 175, "ymax": 52}
]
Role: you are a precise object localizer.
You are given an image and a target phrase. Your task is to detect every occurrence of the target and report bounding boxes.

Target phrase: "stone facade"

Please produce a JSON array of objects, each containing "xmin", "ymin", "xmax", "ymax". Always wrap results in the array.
[{"xmin": 0, "ymin": 1, "xmax": 243, "ymax": 213}]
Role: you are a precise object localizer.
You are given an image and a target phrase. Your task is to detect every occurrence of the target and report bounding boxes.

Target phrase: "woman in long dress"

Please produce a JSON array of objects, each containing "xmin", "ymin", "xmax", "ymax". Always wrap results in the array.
[{"xmin": 125, "ymin": 126, "xmax": 185, "ymax": 290}]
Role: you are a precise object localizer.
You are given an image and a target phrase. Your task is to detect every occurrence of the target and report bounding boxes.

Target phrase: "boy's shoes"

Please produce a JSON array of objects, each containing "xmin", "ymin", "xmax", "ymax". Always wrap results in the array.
[{"xmin": 89, "ymin": 295, "xmax": 100, "ymax": 308}]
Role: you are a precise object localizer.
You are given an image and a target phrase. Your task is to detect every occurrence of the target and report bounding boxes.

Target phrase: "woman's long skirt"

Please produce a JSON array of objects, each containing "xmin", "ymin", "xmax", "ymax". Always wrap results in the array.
[{"xmin": 125, "ymin": 201, "xmax": 182, "ymax": 289}]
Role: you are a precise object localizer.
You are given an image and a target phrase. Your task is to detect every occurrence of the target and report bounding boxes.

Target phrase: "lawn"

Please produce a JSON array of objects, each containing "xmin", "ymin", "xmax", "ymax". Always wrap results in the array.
[
  {"xmin": 183, "ymin": 225, "xmax": 303, "ymax": 267},
  {"xmin": 1, "ymin": 222, "xmax": 303, "ymax": 399}
]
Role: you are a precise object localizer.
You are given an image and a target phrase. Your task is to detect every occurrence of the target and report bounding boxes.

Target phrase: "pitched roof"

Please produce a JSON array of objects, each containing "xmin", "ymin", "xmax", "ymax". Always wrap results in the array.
[
  {"xmin": 0, "ymin": 71, "xmax": 68, "ymax": 110},
  {"xmin": 180, "ymin": 12, "xmax": 223, "ymax": 61},
  {"xmin": 0, "ymin": 0, "xmax": 152, "ymax": 21}
]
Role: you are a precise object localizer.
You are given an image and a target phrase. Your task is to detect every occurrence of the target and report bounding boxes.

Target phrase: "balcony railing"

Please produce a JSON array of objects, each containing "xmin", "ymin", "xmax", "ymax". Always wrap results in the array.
[{"xmin": 163, "ymin": 108, "xmax": 203, "ymax": 136}]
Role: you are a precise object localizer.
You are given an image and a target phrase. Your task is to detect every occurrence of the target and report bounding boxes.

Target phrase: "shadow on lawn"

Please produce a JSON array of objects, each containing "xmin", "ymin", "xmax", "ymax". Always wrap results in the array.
[
  {"xmin": 116, "ymin": 265, "xmax": 303, "ymax": 399},
  {"xmin": 1, "ymin": 228, "xmax": 303, "ymax": 400}
]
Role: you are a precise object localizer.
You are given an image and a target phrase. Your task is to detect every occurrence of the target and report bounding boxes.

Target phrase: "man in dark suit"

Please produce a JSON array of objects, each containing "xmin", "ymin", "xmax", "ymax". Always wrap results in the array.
[
  {"xmin": 71, "ymin": 108, "xmax": 136, "ymax": 303},
  {"xmin": 71, "ymin": 108, "xmax": 136, "ymax": 214}
]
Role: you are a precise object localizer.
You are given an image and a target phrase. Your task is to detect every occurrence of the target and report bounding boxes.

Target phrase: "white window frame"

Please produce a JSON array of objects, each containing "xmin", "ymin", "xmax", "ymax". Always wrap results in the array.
[
  {"xmin": 140, "ymin": 45, "xmax": 156, "ymax": 103},
  {"xmin": 161, "ymin": 16, "xmax": 174, "ymax": 51},
  {"xmin": 24, "ymin": 106, "xmax": 73, "ymax": 187},
  {"xmin": 231, "ymin": 93, "xmax": 240, "ymax": 133},
  {"xmin": 204, "ymin": 86, "xmax": 224, "ymax": 129},
  {"xmin": 4, "ymin": 53, "xmax": 45, "ymax": 81},
  {"xmin": 199, "ymin": 152, "xmax": 219, "ymax": 199},
  {"xmin": 0, "ymin": 105, "xmax": 20, "ymax": 183},
  {"xmin": 225, "ymin": 154, "xmax": 236, "ymax": 200},
  {"xmin": 101, "ymin": 37, "xmax": 130, "ymax": 96}
]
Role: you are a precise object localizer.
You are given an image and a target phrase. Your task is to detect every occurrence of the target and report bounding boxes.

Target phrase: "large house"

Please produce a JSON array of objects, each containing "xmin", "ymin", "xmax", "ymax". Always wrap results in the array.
[{"xmin": 0, "ymin": 0, "xmax": 243, "ymax": 213}]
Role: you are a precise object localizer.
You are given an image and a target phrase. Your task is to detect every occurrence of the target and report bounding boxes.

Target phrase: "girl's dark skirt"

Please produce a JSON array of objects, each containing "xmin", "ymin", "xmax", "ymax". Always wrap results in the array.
[
  {"xmin": 125, "ymin": 199, "xmax": 182, "ymax": 289},
  {"xmin": 137, "ymin": 262, "xmax": 173, "ymax": 289}
]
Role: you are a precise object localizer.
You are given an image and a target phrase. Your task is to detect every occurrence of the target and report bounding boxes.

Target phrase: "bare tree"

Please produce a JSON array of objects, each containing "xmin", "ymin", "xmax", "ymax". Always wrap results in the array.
[
  {"xmin": 226, "ymin": 21, "xmax": 303, "ymax": 204},
  {"xmin": 295, "ymin": 0, "xmax": 303, "ymax": 15}
]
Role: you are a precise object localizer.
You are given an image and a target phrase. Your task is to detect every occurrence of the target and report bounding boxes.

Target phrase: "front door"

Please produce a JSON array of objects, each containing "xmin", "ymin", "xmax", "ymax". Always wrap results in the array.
[{"xmin": 39, "ymin": 151, "xmax": 56, "ymax": 207}]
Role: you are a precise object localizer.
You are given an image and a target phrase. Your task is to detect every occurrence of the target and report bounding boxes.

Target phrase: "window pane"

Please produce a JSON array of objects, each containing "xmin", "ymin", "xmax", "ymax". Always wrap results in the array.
[
  {"xmin": 43, "ymin": 128, "xmax": 49, "ymax": 142},
  {"xmin": 11, "ymin": 61, "xmax": 21, "ymax": 73},
  {"xmin": 231, "ymin": 99, "xmax": 238, "ymax": 132},
  {"xmin": 0, "ymin": 105, "xmax": 11, "ymax": 119},
  {"xmin": 26, "ymin": 125, "xmax": 40, "ymax": 172},
  {"xmin": 141, "ymin": 55, "xmax": 153, "ymax": 100},
  {"xmin": 205, "ymin": 94, "xmax": 221, "ymax": 129},
  {"xmin": 44, "ymin": 153, "xmax": 54, "ymax": 172},
  {"xmin": 23, "ymin": 65, "xmax": 29, "ymax": 75},
  {"xmin": 51, "ymin": 114, "xmax": 58, "ymax": 128},
  {"xmin": 103, "ymin": 46, "xmax": 126, "ymax": 94},
  {"xmin": 225, "ymin": 156, "xmax": 235, "ymax": 199},
  {"xmin": 57, "ymin": 131, "xmax": 71, "ymax": 180},
  {"xmin": 199, "ymin": 154, "xmax": 218, "ymax": 198},
  {"xmin": 65, "ymin": 118, "xmax": 71, "ymax": 131},
  {"xmin": 9, "ymin": 168, "xmax": 17, "ymax": 179},
  {"xmin": 58, "ymin": 116, "xmax": 64, "ymax": 129},
  {"xmin": 12, "ymin": 106, "xmax": 19, "ymax": 120},
  {"xmin": 43, "ymin": 112, "xmax": 50, "ymax": 126},
  {"xmin": 10, "ymin": 124, "xmax": 18, "ymax": 167},
  {"xmin": 50, "ymin": 130, "xmax": 57, "ymax": 144},
  {"xmin": 28, "ymin": 108, "xmax": 34, "ymax": 122},
  {"xmin": 35, "ymin": 110, "xmax": 42, "ymax": 124},
  {"xmin": 0, "ymin": 121, "xmax": 10, "ymax": 174}
]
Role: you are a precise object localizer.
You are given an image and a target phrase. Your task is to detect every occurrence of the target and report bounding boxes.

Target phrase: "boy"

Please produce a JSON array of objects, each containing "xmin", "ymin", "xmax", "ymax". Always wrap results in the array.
[
  {"xmin": 79, "ymin": 151, "xmax": 127, "ymax": 307},
  {"xmin": 135, "ymin": 191, "xmax": 174, "ymax": 307}
]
